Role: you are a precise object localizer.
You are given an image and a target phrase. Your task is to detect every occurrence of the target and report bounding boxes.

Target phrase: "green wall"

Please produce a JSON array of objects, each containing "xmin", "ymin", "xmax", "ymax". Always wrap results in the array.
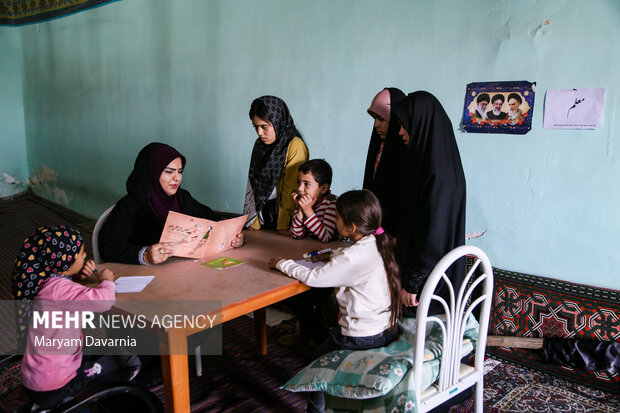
[
  {"xmin": 4, "ymin": 0, "xmax": 620, "ymax": 289},
  {"xmin": 0, "ymin": 27, "xmax": 28, "ymax": 196}
]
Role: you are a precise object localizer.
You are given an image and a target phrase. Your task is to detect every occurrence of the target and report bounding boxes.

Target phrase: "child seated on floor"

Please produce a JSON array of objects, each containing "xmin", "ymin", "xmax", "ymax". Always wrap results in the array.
[
  {"xmin": 13, "ymin": 225, "xmax": 140, "ymax": 410},
  {"xmin": 290, "ymin": 159, "xmax": 338, "ymax": 242}
]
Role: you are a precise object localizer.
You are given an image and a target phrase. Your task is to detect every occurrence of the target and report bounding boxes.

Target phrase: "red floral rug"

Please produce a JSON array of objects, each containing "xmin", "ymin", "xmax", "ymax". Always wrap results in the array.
[{"xmin": 485, "ymin": 266, "xmax": 620, "ymax": 394}]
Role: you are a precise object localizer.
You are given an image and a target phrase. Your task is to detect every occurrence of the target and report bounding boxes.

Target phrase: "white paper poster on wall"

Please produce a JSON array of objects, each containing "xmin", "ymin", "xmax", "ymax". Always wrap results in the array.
[{"xmin": 544, "ymin": 88, "xmax": 606, "ymax": 129}]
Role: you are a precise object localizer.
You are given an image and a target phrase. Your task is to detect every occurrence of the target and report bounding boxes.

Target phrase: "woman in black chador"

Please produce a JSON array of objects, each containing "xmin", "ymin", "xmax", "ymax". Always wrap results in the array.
[{"xmin": 392, "ymin": 91, "xmax": 467, "ymax": 316}]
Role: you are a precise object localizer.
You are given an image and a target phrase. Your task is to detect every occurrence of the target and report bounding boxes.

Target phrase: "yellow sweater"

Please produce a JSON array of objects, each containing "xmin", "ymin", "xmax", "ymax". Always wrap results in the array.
[{"xmin": 250, "ymin": 137, "xmax": 309, "ymax": 231}]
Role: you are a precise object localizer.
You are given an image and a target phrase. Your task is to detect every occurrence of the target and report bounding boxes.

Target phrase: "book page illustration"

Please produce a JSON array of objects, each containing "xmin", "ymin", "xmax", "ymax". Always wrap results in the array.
[{"xmin": 160, "ymin": 212, "xmax": 247, "ymax": 259}]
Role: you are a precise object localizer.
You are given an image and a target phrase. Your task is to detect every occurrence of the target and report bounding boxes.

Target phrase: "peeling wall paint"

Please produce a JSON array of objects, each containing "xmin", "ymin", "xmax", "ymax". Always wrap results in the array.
[
  {"xmin": 5, "ymin": 0, "xmax": 620, "ymax": 289},
  {"xmin": 29, "ymin": 165, "xmax": 70, "ymax": 205},
  {"xmin": 3, "ymin": 173, "xmax": 19, "ymax": 185},
  {"xmin": 466, "ymin": 231, "xmax": 486, "ymax": 240},
  {"xmin": 0, "ymin": 173, "xmax": 29, "ymax": 198},
  {"xmin": 30, "ymin": 164, "xmax": 58, "ymax": 185}
]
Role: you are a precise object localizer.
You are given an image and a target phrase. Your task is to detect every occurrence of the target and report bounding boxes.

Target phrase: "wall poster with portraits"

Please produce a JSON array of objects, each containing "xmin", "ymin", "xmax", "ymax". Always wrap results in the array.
[{"xmin": 463, "ymin": 81, "xmax": 536, "ymax": 134}]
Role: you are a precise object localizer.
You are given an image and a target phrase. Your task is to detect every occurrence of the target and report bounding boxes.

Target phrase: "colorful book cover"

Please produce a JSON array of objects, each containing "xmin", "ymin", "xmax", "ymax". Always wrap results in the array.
[{"xmin": 204, "ymin": 257, "xmax": 245, "ymax": 270}]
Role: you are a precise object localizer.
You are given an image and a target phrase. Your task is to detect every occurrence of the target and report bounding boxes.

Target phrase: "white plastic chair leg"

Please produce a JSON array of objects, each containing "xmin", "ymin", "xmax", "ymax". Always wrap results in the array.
[
  {"xmin": 194, "ymin": 345, "xmax": 202, "ymax": 377},
  {"xmin": 475, "ymin": 380, "xmax": 483, "ymax": 412}
]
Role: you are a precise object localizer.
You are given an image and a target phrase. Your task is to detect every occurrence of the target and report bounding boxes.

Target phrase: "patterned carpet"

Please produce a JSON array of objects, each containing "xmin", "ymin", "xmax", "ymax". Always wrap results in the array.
[
  {"xmin": 456, "ymin": 357, "xmax": 620, "ymax": 412},
  {"xmin": 150, "ymin": 316, "xmax": 311, "ymax": 412}
]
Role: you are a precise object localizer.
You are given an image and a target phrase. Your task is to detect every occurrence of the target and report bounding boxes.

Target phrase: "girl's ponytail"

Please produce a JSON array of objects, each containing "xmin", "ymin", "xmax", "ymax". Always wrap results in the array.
[{"xmin": 375, "ymin": 231, "xmax": 402, "ymax": 328}]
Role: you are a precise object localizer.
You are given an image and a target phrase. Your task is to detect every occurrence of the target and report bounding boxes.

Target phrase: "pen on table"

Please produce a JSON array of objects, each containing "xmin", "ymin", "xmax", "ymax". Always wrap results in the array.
[{"xmin": 303, "ymin": 248, "xmax": 332, "ymax": 259}]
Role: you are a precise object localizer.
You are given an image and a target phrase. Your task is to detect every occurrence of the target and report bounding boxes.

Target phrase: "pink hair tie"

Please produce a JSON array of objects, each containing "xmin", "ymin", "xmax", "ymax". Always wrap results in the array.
[{"xmin": 374, "ymin": 227, "xmax": 384, "ymax": 235}]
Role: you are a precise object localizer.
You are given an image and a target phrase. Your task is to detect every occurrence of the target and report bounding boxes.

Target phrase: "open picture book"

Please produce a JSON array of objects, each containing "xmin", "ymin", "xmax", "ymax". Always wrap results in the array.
[{"xmin": 159, "ymin": 211, "xmax": 247, "ymax": 259}]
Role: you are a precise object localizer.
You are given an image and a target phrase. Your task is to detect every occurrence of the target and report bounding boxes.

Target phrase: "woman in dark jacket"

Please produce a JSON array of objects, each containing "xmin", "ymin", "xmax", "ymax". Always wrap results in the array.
[{"xmin": 99, "ymin": 142, "xmax": 243, "ymax": 264}]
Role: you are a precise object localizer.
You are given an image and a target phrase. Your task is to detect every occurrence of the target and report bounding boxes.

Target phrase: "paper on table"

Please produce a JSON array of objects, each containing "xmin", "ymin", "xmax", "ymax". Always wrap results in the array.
[
  {"xmin": 159, "ymin": 211, "xmax": 248, "ymax": 259},
  {"xmin": 115, "ymin": 276, "xmax": 155, "ymax": 293}
]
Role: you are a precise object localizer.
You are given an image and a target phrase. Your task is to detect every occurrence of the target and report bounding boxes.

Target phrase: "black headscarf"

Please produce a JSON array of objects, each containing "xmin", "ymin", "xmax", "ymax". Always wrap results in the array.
[
  {"xmin": 392, "ymin": 91, "xmax": 467, "ymax": 303},
  {"xmin": 244, "ymin": 96, "xmax": 300, "ymax": 224},
  {"xmin": 363, "ymin": 87, "xmax": 406, "ymax": 235},
  {"xmin": 126, "ymin": 142, "xmax": 186, "ymax": 225},
  {"xmin": 12, "ymin": 225, "xmax": 83, "ymax": 348},
  {"xmin": 98, "ymin": 142, "xmax": 218, "ymax": 264}
]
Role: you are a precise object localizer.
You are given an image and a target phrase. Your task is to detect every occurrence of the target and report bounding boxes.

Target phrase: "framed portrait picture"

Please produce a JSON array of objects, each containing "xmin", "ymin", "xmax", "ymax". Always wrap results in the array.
[{"xmin": 463, "ymin": 81, "xmax": 536, "ymax": 134}]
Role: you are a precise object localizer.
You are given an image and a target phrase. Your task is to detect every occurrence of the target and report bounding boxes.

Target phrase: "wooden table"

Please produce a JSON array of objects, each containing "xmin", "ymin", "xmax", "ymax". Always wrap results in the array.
[{"xmin": 100, "ymin": 230, "xmax": 341, "ymax": 412}]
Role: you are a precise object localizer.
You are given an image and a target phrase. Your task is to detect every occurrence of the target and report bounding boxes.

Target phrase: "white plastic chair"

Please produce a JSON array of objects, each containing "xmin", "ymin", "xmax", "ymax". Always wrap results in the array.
[
  {"xmin": 323, "ymin": 245, "xmax": 493, "ymax": 413},
  {"xmin": 413, "ymin": 245, "xmax": 493, "ymax": 413},
  {"xmin": 92, "ymin": 205, "xmax": 115, "ymax": 265}
]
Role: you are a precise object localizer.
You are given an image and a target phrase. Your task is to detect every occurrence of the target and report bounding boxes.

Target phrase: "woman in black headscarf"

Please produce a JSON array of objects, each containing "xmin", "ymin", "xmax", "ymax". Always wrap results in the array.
[
  {"xmin": 364, "ymin": 87, "xmax": 406, "ymax": 236},
  {"xmin": 99, "ymin": 142, "xmax": 243, "ymax": 265},
  {"xmin": 392, "ymin": 91, "xmax": 466, "ymax": 314},
  {"xmin": 244, "ymin": 96, "xmax": 309, "ymax": 231}
]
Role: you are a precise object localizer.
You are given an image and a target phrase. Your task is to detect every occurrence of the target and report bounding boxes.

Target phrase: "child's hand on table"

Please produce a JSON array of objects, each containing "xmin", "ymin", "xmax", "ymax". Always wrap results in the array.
[
  {"xmin": 96, "ymin": 269, "xmax": 115, "ymax": 283},
  {"xmin": 230, "ymin": 232, "xmax": 244, "ymax": 248},
  {"xmin": 268, "ymin": 257, "xmax": 284, "ymax": 270},
  {"xmin": 77, "ymin": 259, "xmax": 97, "ymax": 280}
]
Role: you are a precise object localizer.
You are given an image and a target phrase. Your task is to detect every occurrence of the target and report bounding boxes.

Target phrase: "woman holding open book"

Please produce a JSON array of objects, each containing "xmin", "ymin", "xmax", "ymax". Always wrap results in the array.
[{"xmin": 98, "ymin": 142, "xmax": 243, "ymax": 265}]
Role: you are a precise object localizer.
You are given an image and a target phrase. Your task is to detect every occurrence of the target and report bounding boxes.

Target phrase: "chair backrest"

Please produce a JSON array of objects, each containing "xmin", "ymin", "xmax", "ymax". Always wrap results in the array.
[
  {"xmin": 92, "ymin": 205, "xmax": 115, "ymax": 265},
  {"xmin": 412, "ymin": 245, "xmax": 493, "ymax": 397}
]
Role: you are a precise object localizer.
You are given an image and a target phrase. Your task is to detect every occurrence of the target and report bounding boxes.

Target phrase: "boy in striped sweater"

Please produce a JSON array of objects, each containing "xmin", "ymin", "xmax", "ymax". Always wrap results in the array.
[
  {"xmin": 290, "ymin": 159, "xmax": 338, "ymax": 242},
  {"xmin": 284, "ymin": 159, "xmax": 338, "ymax": 345}
]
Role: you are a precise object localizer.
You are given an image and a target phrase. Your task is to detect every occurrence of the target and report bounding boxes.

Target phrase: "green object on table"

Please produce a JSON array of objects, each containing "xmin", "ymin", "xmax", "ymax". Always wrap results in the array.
[{"xmin": 204, "ymin": 257, "xmax": 244, "ymax": 270}]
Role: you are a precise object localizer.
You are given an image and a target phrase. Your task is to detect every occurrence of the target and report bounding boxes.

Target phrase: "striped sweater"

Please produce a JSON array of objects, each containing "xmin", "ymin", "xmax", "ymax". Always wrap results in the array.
[{"xmin": 290, "ymin": 193, "xmax": 338, "ymax": 242}]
